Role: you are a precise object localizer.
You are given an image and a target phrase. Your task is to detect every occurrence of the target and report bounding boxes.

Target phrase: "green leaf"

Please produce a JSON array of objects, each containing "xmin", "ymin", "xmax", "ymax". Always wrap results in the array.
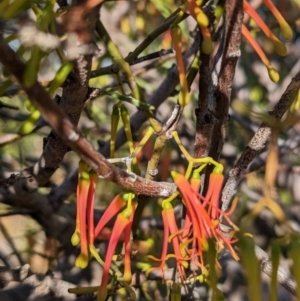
[
  {"xmin": 18, "ymin": 110, "xmax": 41, "ymax": 135},
  {"xmin": 170, "ymin": 283, "xmax": 181, "ymax": 301},
  {"xmin": 206, "ymin": 239, "xmax": 219, "ymax": 301},
  {"xmin": 288, "ymin": 234, "xmax": 300, "ymax": 300},
  {"xmin": 48, "ymin": 62, "xmax": 73, "ymax": 96},
  {"xmin": 38, "ymin": 2, "xmax": 55, "ymax": 31},
  {"xmin": 238, "ymin": 234, "xmax": 262, "ymax": 301},
  {"xmin": 23, "ymin": 46, "xmax": 41, "ymax": 88}
]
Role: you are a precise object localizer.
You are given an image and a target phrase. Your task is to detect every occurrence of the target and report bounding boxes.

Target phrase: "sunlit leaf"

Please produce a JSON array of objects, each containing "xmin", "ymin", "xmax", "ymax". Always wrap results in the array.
[
  {"xmin": 238, "ymin": 234, "xmax": 262, "ymax": 301},
  {"xmin": 23, "ymin": 46, "xmax": 42, "ymax": 88},
  {"xmin": 18, "ymin": 109, "xmax": 41, "ymax": 135},
  {"xmin": 48, "ymin": 62, "xmax": 73, "ymax": 96}
]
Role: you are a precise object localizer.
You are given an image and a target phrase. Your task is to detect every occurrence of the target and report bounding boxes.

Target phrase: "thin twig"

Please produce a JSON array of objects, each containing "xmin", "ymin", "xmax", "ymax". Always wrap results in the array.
[
  {"xmin": 129, "ymin": 48, "xmax": 174, "ymax": 66},
  {"xmin": 90, "ymin": 13, "xmax": 188, "ymax": 78}
]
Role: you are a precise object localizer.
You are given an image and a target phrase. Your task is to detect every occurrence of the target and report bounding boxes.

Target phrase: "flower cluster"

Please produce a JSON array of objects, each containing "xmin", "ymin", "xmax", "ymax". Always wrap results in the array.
[
  {"xmin": 71, "ymin": 160, "xmax": 98, "ymax": 269},
  {"xmin": 147, "ymin": 167, "xmax": 239, "ymax": 280},
  {"xmin": 71, "ymin": 159, "xmax": 239, "ymax": 300},
  {"xmin": 72, "ymin": 161, "xmax": 137, "ymax": 300},
  {"xmin": 69, "ymin": 1, "xmax": 293, "ymax": 300},
  {"xmin": 96, "ymin": 194, "xmax": 136, "ymax": 301}
]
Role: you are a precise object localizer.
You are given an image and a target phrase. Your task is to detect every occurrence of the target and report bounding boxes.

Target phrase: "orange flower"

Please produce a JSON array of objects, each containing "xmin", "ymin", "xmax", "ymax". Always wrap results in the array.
[
  {"xmin": 71, "ymin": 160, "xmax": 88, "ymax": 247},
  {"xmin": 181, "ymin": 209, "xmax": 192, "ymax": 240},
  {"xmin": 241, "ymin": 1, "xmax": 293, "ymax": 82},
  {"xmin": 242, "ymin": 25, "xmax": 279, "ymax": 82},
  {"xmin": 123, "ymin": 218, "xmax": 133, "ymax": 283},
  {"xmin": 243, "ymin": 0, "xmax": 286, "ymax": 56},
  {"xmin": 172, "ymin": 169, "xmax": 239, "ymax": 271},
  {"xmin": 72, "ymin": 163, "xmax": 102, "ymax": 269},
  {"xmin": 73, "ymin": 161, "xmax": 90, "ymax": 269},
  {"xmin": 98, "ymin": 208, "xmax": 131, "ymax": 301},
  {"xmin": 123, "ymin": 198, "xmax": 137, "ymax": 285},
  {"xmin": 176, "ymin": 175, "xmax": 215, "ymax": 268},
  {"xmin": 148, "ymin": 202, "xmax": 187, "ymax": 280},
  {"xmin": 94, "ymin": 193, "xmax": 126, "ymax": 239},
  {"xmin": 87, "ymin": 170, "xmax": 98, "ymax": 247},
  {"xmin": 147, "ymin": 206, "xmax": 170, "ymax": 278},
  {"xmin": 262, "ymin": 0, "xmax": 293, "ymax": 40},
  {"xmin": 71, "ymin": 161, "xmax": 87, "ymax": 246},
  {"xmin": 203, "ymin": 171, "xmax": 224, "ymax": 220},
  {"xmin": 95, "ymin": 193, "xmax": 136, "ymax": 301}
]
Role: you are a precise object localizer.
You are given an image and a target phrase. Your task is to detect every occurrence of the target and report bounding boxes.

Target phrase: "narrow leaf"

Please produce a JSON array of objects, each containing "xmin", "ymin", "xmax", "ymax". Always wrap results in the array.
[{"xmin": 238, "ymin": 234, "xmax": 262, "ymax": 301}]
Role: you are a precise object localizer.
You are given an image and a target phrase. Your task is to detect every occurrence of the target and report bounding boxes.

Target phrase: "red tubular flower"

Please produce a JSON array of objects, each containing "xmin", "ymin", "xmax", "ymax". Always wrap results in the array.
[
  {"xmin": 74, "ymin": 162, "xmax": 90, "ymax": 269},
  {"xmin": 147, "ymin": 206, "xmax": 170, "ymax": 279},
  {"xmin": 242, "ymin": 24, "xmax": 279, "ymax": 82},
  {"xmin": 171, "ymin": 174, "xmax": 208, "ymax": 268},
  {"xmin": 181, "ymin": 210, "xmax": 192, "ymax": 240},
  {"xmin": 97, "ymin": 208, "xmax": 131, "ymax": 301},
  {"xmin": 122, "ymin": 198, "xmax": 137, "ymax": 285},
  {"xmin": 243, "ymin": 0, "xmax": 286, "ymax": 56},
  {"xmin": 148, "ymin": 202, "xmax": 187, "ymax": 280},
  {"xmin": 123, "ymin": 219, "xmax": 133, "ymax": 283},
  {"xmin": 262, "ymin": 0, "xmax": 293, "ymax": 40},
  {"xmin": 87, "ymin": 170, "xmax": 98, "ymax": 247},
  {"xmin": 123, "ymin": 201, "xmax": 136, "ymax": 284},
  {"xmin": 94, "ymin": 193, "xmax": 126, "ymax": 239},
  {"xmin": 203, "ymin": 171, "xmax": 224, "ymax": 220},
  {"xmin": 72, "ymin": 161, "xmax": 87, "ymax": 247},
  {"xmin": 172, "ymin": 170, "xmax": 239, "ymax": 271},
  {"xmin": 184, "ymin": 171, "xmax": 203, "ymax": 241},
  {"xmin": 164, "ymin": 204, "xmax": 188, "ymax": 279},
  {"xmin": 183, "ymin": 183, "xmax": 217, "ymax": 253},
  {"xmin": 241, "ymin": 0, "xmax": 293, "ymax": 82}
]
